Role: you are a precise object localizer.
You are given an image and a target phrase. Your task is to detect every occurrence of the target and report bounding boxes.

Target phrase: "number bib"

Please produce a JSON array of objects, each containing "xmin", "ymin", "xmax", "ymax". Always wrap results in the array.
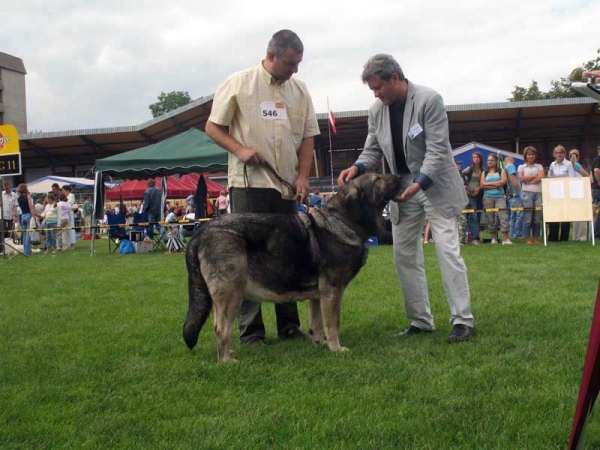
[{"xmin": 260, "ymin": 101, "xmax": 288, "ymax": 120}]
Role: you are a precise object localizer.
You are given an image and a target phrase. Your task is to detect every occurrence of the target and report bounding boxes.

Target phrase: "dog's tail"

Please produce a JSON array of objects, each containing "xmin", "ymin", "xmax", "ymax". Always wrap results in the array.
[{"xmin": 183, "ymin": 231, "xmax": 212, "ymax": 350}]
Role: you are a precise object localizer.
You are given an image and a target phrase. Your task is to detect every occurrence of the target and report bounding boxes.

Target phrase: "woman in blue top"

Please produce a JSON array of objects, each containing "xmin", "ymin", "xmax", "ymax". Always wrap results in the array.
[{"xmin": 480, "ymin": 154, "xmax": 512, "ymax": 245}]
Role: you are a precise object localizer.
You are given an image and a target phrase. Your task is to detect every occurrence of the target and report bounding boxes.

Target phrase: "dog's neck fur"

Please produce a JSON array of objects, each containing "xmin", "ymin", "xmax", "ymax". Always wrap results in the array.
[{"xmin": 321, "ymin": 196, "xmax": 371, "ymax": 242}]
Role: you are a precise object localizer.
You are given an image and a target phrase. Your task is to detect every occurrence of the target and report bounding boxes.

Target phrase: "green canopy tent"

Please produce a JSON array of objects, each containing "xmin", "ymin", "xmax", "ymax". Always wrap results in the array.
[
  {"xmin": 91, "ymin": 128, "xmax": 228, "ymax": 256},
  {"xmin": 94, "ymin": 128, "xmax": 228, "ymax": 179}
]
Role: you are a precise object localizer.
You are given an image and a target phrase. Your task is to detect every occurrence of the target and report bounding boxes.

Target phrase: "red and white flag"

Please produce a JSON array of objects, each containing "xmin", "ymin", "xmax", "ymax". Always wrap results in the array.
[{"xmin": 328, "ymin": 109, "xmax": 337, "ymax": 135}]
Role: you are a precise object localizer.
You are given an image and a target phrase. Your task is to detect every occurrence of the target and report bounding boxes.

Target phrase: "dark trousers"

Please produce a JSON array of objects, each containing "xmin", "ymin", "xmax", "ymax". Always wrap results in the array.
[
  {"xmin": 230, "ymin": 187, "xmax": 301, "ymax": 342},
  {"xmin": 2, "ymin": 219, "xmax": 14, "ymax": 238},
  {"xmin": 548, "ymin": 222, "xmax": 570, "ymax": 242}
]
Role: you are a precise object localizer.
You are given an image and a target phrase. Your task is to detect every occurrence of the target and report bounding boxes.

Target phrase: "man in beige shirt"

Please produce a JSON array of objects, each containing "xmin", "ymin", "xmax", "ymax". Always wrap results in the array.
[{"xmin": 206, "ymin": 29, "xmax": 320, "ymax": 345}]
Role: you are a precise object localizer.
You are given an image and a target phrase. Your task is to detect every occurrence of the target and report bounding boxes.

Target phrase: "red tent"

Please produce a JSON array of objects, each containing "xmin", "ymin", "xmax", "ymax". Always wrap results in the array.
[
  {"xmin": 105, "ymin": 174, "xmax": 226, "ymax": 200},
  {"xmin": 105, "ymin": 176, "xmax": 192, "ymax": 200},
  {"xmin": 179, "ymin": 173, "xmax": 226, "ymax": 197}
]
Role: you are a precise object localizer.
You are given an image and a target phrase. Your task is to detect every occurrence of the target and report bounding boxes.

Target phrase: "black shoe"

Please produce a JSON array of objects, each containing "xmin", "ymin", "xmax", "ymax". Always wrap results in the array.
[
  {"xmin": 447, "ymin": 324, "xmax": 473, "ymax": 343},
  {"xmin": 279, "ymin": 327, "xmax": 310, "ymax": 340},
  {"xmin": 394, "ymin": 325, "xmax": 433, "ymax": 337},
  {"xmin": 241, "ymin": 336, "xmax": 266, "ymax": 346}
]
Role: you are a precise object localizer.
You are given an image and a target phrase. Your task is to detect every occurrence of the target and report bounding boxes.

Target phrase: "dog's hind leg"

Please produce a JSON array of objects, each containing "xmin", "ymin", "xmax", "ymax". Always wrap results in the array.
[
  {"xmin": 319, "ymin": 283, "xmax": 348, "ymax": 352},
  {"xmin": 308, "ymin": 299, "xmax": 324, "ymax": 346},
  {"xmin": 212, "ymin": 293, "xmax": 243, "ymax": 363},
  {"xmin": 183, "ymin": 267, "xmax": 213, "ymax": 350}
]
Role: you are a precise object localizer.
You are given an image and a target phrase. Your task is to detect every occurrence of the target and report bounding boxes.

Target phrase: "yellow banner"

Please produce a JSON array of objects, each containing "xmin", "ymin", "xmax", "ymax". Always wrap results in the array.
[{"xmin": 0, "ymin": 124, "xmax": 20, "ymax": 155}]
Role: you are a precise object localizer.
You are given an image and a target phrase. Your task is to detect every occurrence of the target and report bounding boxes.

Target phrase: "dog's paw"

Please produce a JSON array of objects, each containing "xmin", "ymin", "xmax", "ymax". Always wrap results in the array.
[
  {"xmin": 218, "ymin": 357, "xmax": 239, "ymax": 364},
  {"xmin": 311, "ymin": 334, "xmax": 324, "ymax": 346},
  {"xmin": 327, "ymin": 343, "xmax": 349, "ymax": 352}
]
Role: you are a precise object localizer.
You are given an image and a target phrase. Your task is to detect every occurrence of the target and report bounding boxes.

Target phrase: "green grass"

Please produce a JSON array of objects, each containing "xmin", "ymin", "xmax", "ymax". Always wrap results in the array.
[{"xmin": 1, "ymin": 238, "xmax": 599, "ymax": 449}]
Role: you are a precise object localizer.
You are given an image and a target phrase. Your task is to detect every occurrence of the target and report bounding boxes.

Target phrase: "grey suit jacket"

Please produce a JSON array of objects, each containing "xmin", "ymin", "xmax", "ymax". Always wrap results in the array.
[{"xmin": 355, "ymin": 81, "xmax": 468, "ymax": 219}]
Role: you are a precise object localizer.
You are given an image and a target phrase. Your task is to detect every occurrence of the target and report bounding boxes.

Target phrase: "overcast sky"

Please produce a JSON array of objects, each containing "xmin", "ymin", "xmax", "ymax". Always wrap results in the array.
[{"xmin": 4, "ymin": 0, "xmax": 599, "ymax": 133}]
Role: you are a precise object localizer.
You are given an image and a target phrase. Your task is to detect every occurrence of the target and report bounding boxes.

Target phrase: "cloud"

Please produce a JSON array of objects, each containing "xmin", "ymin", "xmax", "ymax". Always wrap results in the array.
[{"xmin": 3, "ymin": 0, "xmax": 599, "ymax": 132}]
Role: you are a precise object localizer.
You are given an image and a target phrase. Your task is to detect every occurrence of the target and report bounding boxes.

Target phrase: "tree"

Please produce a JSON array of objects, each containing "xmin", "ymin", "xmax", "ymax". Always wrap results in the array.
[
  {"xmin": 510, "ymin": 80, "xmax": 545, "ymax": 101},
  {"xmin": 149, "ymin": 91, "xmax": 193, "ymax": 118},
  {"xmin": 508, "ymin": 50, "xmax": 599, "ymax": 101}
]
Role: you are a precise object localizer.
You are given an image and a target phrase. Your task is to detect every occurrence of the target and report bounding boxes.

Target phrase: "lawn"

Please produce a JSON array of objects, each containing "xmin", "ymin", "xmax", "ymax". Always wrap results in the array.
[{"xmin": 1, "ymin": 238, "xmax": 599, "ymax": 449}]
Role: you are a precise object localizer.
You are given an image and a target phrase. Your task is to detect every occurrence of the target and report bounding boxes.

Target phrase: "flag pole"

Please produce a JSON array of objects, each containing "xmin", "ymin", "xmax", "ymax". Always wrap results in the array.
[{"xmin": 327, "ymin": 97, "xmax": 334, "ymax": 193}]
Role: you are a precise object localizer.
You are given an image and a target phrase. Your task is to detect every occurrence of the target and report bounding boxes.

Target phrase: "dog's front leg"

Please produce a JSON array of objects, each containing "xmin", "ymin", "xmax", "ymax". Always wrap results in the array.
[
  {"xmin": 308, "ymin": 298, "xmax": 324, "ymax": 345},
  {"xmin": 319, "ymin": 284, "xmax": 348, "ymax": 352}
]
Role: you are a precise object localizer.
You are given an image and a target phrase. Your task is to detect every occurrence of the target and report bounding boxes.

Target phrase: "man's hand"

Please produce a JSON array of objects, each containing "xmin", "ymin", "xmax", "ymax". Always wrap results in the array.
[
  {"xmin": 294, "ymin": 175, "xmax": 310, "ymax": 203},
  {"xmin": 397, "ymin": 182, "xmax": 421, "ymax": 202},
  {"xmin": 338, "ymin": 166, "xmax": 359, "ymax": 188},
  {"xmin": 236, "ymin": 147, "xmax": 264, "ymax": 165}
]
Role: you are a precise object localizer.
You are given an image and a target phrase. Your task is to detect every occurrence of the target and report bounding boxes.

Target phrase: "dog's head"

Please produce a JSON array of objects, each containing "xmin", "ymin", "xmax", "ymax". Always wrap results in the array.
[{"xmin": 326, "ymin": 173, "xmax": 403, "ymax": 236}]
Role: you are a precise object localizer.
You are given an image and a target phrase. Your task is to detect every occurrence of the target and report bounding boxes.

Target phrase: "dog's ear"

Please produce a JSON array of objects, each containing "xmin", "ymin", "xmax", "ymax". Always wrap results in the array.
[{"xmin": 342, "ymin": 184, "xmax": 364, "ymax": 220}]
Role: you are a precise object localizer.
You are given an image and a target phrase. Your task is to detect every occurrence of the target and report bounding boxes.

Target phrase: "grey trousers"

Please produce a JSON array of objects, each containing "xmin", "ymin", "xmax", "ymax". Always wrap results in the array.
[{"xmin": 391, "ymin": 177, "xmax": 474, "ymax": 330}]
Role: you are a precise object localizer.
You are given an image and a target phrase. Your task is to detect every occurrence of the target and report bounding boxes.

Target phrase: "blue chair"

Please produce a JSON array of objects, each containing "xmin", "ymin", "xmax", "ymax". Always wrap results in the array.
[
  {"xmin": 107, "ymin": 213, "xmax": 127, "ymax": 253},
  {"xmin": 132, "ymin": 212, "xmax": 151, "ymax": 239}
]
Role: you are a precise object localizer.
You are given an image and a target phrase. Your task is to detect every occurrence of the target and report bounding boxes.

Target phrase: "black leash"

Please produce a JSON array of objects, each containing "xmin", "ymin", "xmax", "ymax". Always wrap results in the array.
[
  {"xmin": 243, "ymin": 161, "xmax": 308, "ymax": 210},
  {"xmin": 261, "ymin": 160, "xmax": 297, "ymax": 196}
]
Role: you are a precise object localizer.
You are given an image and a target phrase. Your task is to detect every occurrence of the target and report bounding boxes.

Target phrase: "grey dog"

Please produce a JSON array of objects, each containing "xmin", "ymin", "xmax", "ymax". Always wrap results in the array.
[{"xmin": 183, "ymin": 173, "xmax": 404, "ymax": 362}]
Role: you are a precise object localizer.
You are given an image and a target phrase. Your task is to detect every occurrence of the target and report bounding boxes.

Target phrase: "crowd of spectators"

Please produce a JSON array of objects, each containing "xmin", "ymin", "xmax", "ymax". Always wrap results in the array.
[
  {"xmin": 3, "ymin": 146, "xmax": 600, "ymax": 256},
  {"xmin": 431, "ymin": 144, "xmax": 600, "ymax": 246}
]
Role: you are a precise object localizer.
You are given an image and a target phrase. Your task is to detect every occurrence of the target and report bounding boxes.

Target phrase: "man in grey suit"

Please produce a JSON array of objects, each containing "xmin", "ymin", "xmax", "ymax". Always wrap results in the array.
[{"xmin": 338, "ymin": 54, "xmax": 474, "ymax": 342}]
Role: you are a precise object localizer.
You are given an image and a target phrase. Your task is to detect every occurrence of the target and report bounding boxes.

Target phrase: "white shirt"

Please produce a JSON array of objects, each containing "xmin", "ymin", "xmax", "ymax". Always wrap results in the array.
[
  {"xmin": 518, "ymin": 163, "xmax": 544, "ymax": 193},
  {"xmin": 1, "ymin": 191, "xmax": 18, "ymax": 220},
  {"xmin": 548, "ymin": 160, "xmax": 576, "ymax": 178}
]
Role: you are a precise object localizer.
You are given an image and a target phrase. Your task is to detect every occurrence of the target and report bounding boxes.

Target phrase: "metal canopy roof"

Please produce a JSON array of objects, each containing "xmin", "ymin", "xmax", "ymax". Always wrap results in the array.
[
  {"xmin": 314, "ymin": 96, "xmax": 600, "ymax": 152},
  {"xmin": 18, "ymin": 95, "xmax": 600, "ymax": 171}
]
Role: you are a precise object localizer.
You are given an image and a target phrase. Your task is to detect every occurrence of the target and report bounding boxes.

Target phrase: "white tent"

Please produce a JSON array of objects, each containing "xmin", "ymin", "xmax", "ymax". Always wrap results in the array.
[{"xmin": 25, "ymin": 176, "xmax": 94, "ymax": 194}]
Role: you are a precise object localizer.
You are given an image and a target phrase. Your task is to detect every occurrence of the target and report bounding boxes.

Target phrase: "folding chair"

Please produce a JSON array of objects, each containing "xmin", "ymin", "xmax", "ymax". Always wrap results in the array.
[
  {"xmin": 107, "ymin": 213, "xmax": 127, "ymax": 253},
  {"xmin": 152, "ymin": 225, "xmax": 167, "ymax": 252},
  {"xmin": 134, "ymin": 211, "xmax": 166, "ymax": 251},
  {"xmin": 131, "ymin": 212, "xmax": 149, "ymax": 240}
]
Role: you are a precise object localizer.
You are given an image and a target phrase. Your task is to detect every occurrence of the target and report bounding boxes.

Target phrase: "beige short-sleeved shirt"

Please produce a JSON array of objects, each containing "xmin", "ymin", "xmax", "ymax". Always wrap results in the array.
[{"xmin": 208, "ymin": 63, "xmax": 320, "ymax": 196}]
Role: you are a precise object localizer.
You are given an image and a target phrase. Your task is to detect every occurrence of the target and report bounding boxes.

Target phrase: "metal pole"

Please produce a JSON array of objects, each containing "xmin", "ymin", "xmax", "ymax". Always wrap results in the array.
[
  {"xmin": 327, "ymin": 97, "xmax": 334, "ymax": 193},
  {"xmin": 0, "ymin": 176, "xmax": 6, "ymax": 260}
]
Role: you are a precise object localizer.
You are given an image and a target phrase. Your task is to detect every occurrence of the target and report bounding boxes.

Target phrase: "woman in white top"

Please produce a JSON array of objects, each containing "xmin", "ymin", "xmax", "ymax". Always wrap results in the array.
[
  {"xmin": 62, "ymin": 185, "xmax": 77, "ymax": 249},
  {"xmin": 57, "ymin": 193, "xmax": 73, "ymax": 251},
  {"xmin": 518, "ymin": 146, "xmax": 545, "ymax": 244},
  {"xmin": 41, "ymin": 193, "xmax": 59, "ymax": 253},
  {"xmin": 569, "ymin": 149, "xmax": 590, "ymax": 241},
  {"xmin": 547, "ymin": 145, "xmax": 576, "ymax": 242}
]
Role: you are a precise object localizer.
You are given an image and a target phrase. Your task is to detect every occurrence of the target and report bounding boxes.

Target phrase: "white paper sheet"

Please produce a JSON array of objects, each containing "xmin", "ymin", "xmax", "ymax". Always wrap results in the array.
[
  {"xmin": 549, "ymin": 181, "xmax": 565, "ymax": 199},
  {"xmin": 569, "ymin": 179, "xmax": 585, "ymax": 199}
]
